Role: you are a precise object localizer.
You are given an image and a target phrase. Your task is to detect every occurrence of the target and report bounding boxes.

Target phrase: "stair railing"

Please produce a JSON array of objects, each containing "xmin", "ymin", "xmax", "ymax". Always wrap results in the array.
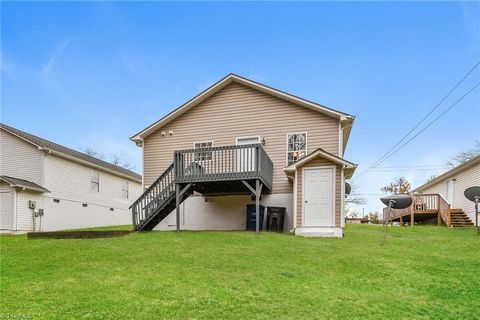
[
  {"xmin": 130, "ymin": 163, "xmax": 175, "ymax": 230},
  {"xmin": 438, "ymin": 194, "xmax": 451, "ymax": 227}
]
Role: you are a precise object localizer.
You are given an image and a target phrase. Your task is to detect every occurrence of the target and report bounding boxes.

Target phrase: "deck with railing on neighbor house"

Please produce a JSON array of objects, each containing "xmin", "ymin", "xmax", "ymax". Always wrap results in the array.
[
  {"xmin": 131, "ymin": 144, "xmax": 274, "ymax": 231},
  {"xmin": 383, "ymin": 193, "xmax": 474, "ymax": 227}
]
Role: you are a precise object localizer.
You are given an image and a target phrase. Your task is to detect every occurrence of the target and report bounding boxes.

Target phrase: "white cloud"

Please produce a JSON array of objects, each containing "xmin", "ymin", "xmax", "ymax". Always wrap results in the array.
[{"xmin": 42, "ymin": 39, "xmax": 71, "ymax": 77}]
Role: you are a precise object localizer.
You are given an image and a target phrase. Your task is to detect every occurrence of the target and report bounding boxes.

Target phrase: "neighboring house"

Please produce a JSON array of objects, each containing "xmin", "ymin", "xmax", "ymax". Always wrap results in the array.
[
  {"xmin": 412, "ymin": 155, "xmax": 479, "ymax": 226},
  {"xmin": 130, "ymin": 74, "xmax": 357, "ymax": 237},
  {"xmin": 0, "ymin": 124, "xmax": 142, "ymax": 232}
]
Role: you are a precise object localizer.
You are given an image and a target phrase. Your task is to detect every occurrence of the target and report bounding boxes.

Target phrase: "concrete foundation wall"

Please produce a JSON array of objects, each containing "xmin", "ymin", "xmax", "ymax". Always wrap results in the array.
[{"xmin": 153, "ymin": 193, "xmax": 293, "ymax": 232}]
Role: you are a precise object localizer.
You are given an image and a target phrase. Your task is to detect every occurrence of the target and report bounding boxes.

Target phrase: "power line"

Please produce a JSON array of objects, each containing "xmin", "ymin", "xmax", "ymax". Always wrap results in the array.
[
  {"xmin": 369, "ymin": 81, "xmax": 480, "ymax": 167},
  {"xmin": 356, "ymin": 80, "xmax": 480, "ymax": 179},
  {"xmin": 355, "ymin": 61, "xmax": 480, "ymax": 179}
]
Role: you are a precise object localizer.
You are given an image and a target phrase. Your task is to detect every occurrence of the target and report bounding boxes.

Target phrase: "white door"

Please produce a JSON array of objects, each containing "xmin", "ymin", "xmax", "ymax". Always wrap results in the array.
[
  {"xmin": 0, "ymin": 192, "xmax": 12, "ymax": 230},
  {"xmin": 236, "ymin": 136, "xmax": 260, "ymax": 172},
  {"xmin": 446, "ymin": 179, "xmax": 455, "ymax": 204},
  {"xmin": 303, "ymin": 168, "xmax": 334, "ymax": 227}
]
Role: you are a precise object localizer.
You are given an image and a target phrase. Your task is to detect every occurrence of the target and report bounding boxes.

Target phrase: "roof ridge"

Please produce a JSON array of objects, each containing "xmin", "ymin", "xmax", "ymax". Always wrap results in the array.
[{"xmin": 1, "ymin": 123, "xmax": 141, "ymax": 181}]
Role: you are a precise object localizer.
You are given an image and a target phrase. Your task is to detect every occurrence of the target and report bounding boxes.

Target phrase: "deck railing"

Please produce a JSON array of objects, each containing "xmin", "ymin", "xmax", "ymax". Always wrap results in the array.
[
  {"xmin": 383, "ymin": 193, "xmax": 452, "ymax": 226},
  {"xmin": 130, "ymin": 163, "xmax": 175, "ymax": 229},
  {"xmin": 174, "ymin": 144, "xmax": 273, "ymax": 190}
]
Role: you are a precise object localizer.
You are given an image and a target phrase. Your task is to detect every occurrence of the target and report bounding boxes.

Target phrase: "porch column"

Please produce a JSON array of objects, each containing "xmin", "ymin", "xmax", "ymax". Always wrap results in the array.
[
  {"xmin": 255, "ymin": 179, "xmax": 260, "ymax": 234},
  {"xmin": 176, "ymin": 184, "xmax": 180, "ymax": 232}
]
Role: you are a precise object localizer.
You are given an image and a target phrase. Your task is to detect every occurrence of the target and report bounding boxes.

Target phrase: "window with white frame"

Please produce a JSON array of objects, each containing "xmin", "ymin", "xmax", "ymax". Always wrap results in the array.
[
  {"xmin": 121, "ymin": 181, "xmax": 129, "ymax": 200},
  {"xmin": 90, "ymin": 171, "xmax": 100, "ymax": 192},
  {"xmin": 287, "ymin": 133, "xmax": 307, "ymax": 165},
  {"xmin": 194, "ymin": 141, "xmax": 213, "ymax": 161}
]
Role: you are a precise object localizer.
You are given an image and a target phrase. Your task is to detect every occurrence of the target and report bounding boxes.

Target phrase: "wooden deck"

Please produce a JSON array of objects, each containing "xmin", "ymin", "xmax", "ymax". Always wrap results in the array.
[
  {"xmin": 130, "ymin": 144, "xmax": 274, "ymax": 231},
  {"xmin": 384, "ymin": 193, "xmax": 452, "ymax": 226}
]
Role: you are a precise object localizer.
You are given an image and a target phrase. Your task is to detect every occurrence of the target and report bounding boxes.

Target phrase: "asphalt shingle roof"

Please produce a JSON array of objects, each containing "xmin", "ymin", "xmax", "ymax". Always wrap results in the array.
[{"xmin": 1, "ymin": 123, "xmax": 141, "ymax": 181}]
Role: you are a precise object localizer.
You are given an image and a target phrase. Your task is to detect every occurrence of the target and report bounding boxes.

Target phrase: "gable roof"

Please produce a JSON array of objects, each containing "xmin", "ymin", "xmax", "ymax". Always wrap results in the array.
[
  {"xmin": 130, "ymin": 73, "xmax": 355, "ymax": 145},
  {"xmin": 413, "ymin": 155, "xmax": 480, "ymax": 192},
  {"xmin": 1, "ymin": 123, "xmax": 142, "ymax": 182},
  {"xmin": 284, "ymin": 148, "xmax": 357, "ymax": 179},
  {"xmin": 0, "ymin": 176, "xmax": 50, "ymax": 193}
]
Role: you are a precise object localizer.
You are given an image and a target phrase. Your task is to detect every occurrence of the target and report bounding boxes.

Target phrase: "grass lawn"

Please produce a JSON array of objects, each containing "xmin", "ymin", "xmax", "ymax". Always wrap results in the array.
[{"xmin": 1, "ymin": 225, "xmax": 479, "ymax": 319}]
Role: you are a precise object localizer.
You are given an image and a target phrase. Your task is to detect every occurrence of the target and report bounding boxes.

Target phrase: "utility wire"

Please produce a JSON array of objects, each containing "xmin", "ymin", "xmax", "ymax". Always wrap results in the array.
[
  {"xmin": 355, "ymin": 80, "xmax": 480, "ymax": 179},
  {"xmin": 368, "ymin": 81, "xmax": 480, "ymax": 167},
  {"xmin": 355, "ymin": 61, "xmax": 480, "ymax": 179}
]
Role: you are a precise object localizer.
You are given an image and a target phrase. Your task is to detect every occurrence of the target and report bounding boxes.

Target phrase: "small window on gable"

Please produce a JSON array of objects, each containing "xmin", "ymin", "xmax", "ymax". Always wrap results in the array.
[
  {"xmin": 287, "ymin": 133, "xmax": 307, "ymax": 165},
  {"xmin": 121, "ymin": 181, "xmax": 129, "ymax": 200},
  {"xmin": 91, "ymin": 171, "xmax": 100, "ymax": 193},
  {"xmin": 194, "ymin": 141, "xmax": 213, "ymax": 161}
]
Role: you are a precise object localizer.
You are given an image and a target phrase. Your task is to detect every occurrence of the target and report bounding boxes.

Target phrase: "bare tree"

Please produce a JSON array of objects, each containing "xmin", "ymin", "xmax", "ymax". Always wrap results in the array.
[
  {"xmin": 447, "ymin": 140, "xmax": 480, "ymax": 167},
  {"xmin": 84, "ymin": 147, "xmax": 104, "ymax": 160},
  {"xmin": 345, "ymin": 182, "xmax": 368, "ymax": 205},
  {"xmin": 366, "ymin": 211, "xmax": 382, "ymax": 224},
  {"xmin": 84, "ymin": 147, "xmax": 134, "ymax": 170},
  {"xmin": 381, "ymin": 177, "xmax": 411, "ymax": 194},
  {"xmin": 109, "ymin": 153, "xmax": 134, "ymax": 170}
]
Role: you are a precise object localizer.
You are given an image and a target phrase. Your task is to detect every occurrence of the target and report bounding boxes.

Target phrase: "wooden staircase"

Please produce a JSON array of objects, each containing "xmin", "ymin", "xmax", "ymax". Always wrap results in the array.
[
  {"xmin": 130, "ymin": 144, "xmax": 274, "ymax": 232},
  {"xmin": 449, "ymin": 209, "xmax": 475, "ymax": 228},
  {"xmin": 130, "ymin": 163, "xmax": 194, "ymax": 231}
]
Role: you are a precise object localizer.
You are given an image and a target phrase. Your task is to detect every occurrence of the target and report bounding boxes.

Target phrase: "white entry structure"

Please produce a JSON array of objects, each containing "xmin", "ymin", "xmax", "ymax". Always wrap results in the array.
[{"xmin": 0, "ymin": 123, "xmax": 142, "ymax": 232}]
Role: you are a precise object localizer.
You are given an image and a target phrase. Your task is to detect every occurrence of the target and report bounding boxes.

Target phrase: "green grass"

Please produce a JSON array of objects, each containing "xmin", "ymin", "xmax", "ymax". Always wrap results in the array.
[{"xmin": 1, "ymin": 225, "xmax": 479, "ymax": 319}]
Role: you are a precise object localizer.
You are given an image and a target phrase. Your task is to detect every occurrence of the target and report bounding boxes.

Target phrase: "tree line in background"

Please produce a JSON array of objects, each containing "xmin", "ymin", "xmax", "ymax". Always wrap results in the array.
[{"xmin": 84, "ymin": 147, "xmax": 134, "ymax": 170}]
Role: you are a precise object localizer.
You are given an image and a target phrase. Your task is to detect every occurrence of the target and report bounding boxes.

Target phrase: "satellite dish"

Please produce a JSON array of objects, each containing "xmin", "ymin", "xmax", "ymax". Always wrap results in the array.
[
  {"xmin": 380, "ymin": 194, "xmax": 413, "ymax": 245},
  {"xmin": 380, "ymin": 194, "xmax": 413, "ymax": 210},
  {"xmin": 464, "ymin": 186, "xmax": 480, "ymax": 202},
  {"xmin": 345, "ymin": 183, "xmax": 352, "ymax": 195},
  {"xmin": 464, "ymin": 186, "xmax": 480, "ymax": 235}
]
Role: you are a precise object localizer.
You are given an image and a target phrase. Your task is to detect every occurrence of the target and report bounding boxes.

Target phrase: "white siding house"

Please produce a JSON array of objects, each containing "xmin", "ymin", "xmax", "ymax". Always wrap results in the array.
[
  {"xmin": 413, "ymin": 155, "xmax": 480, "ymax": 224},
  {"xmin": 0, "ymin": 124, "xmax": 142, "ymax": 232}
]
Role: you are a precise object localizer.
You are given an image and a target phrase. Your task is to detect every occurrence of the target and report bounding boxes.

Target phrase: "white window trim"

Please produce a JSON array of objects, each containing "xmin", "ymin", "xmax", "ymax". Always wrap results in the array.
[
  {"xmin": 286, "ymin": 132, "xmax": 308, "ymax": 166},
  {"xmin": 193, "ymin": 141, "xmax": 214, "ymax": 161},
  {"xmin": 192, "ymin": 141, "xmax": 214, "ymax": 149},
  {"xmin": 121, "ymin": 181, "xmax": 129, "ymax": 200},
  {"xmin": 90, "ymin": 171, "xmax": 100, "ymax": 193},
  {"xmin": 235, "ymin": 136, "xmax": 261, "ymax": 145},
  {"xmin": 302, "ymin": 165, "xmax": 336, "ymax": 227}
]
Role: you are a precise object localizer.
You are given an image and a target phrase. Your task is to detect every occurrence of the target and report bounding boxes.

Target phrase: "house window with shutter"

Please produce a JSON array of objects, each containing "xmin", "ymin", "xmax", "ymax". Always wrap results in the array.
[
  {"xmin": 91, "ymin": 171, "xmax": 100, "ymax": 192},
  {"xmin": 121, "ymin": 181, "xmax": 129, "ymax": 200},
  {"xmin": 193, "ymin": 141, "xmax": 213, "ymax": 161},
  {"xmin": 287, "ymin": 133, "xmax": 307, "ymax": 165}
]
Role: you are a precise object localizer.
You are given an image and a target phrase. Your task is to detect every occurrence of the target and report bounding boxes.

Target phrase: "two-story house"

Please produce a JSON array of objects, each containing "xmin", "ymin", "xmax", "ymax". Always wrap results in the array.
[
  {"xmin": 0, "ymin": 124, "xmax": 142, "ymax": 232},
  {"xmin": 130, "ymin": 74, "xmax": 356, "ymax": 237}
]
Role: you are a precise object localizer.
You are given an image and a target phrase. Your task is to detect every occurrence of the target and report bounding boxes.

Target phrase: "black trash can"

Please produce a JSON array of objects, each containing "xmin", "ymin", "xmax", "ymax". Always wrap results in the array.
[
  {"xmin": 246, "ymin": 204, "xmax": 265, "ymax": 231},
  {"xmin": 266, "ymin": 207, "xmax": 286, "ymax": 232}
]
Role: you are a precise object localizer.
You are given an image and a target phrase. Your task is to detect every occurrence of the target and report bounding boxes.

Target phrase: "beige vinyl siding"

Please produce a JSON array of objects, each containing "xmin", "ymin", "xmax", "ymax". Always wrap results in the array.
[
  {"xmin": 419, "ymin": 163, "xmax": 480, "ymax": 222},
  {"xmin": 295, "ymin": 158, "xmax": 342, "ymax": 228},
  {"xmin": 0, "ymin": 129, "xmax": 44, "ymax": 186},
  {"xmin": 144, "ymin": 82, "xmax": 340, "ymax": 193}
]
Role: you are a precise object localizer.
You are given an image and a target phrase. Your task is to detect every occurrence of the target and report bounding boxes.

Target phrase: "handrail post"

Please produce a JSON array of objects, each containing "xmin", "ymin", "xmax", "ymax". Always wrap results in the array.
[
  {"xmin": 437, "ymin": 194, "xmax": 441, "ymax": 226},
  {"xmin": 256, "ymin": 145, "xmax": 260, "ymax": 177}
]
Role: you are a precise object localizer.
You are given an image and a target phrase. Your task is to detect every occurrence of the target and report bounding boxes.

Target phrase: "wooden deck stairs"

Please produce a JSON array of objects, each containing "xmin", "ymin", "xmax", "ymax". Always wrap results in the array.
[
  {"xmin": 449, "ymin": 209, "xmax": 474, "ymax": 228},
  {"xmin": 130, "ymin": 144, "xmax": 273, "ymax": 231},
  {"xmin": 384, "ymin": 194, "xmax": 475, "ymax": 228}
]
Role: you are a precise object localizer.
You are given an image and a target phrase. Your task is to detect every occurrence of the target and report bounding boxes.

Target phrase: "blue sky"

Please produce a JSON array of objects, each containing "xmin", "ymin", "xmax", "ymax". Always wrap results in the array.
[{"xmin": 2, "ymin": 2, "xmax": 479, "ymax": 213}]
